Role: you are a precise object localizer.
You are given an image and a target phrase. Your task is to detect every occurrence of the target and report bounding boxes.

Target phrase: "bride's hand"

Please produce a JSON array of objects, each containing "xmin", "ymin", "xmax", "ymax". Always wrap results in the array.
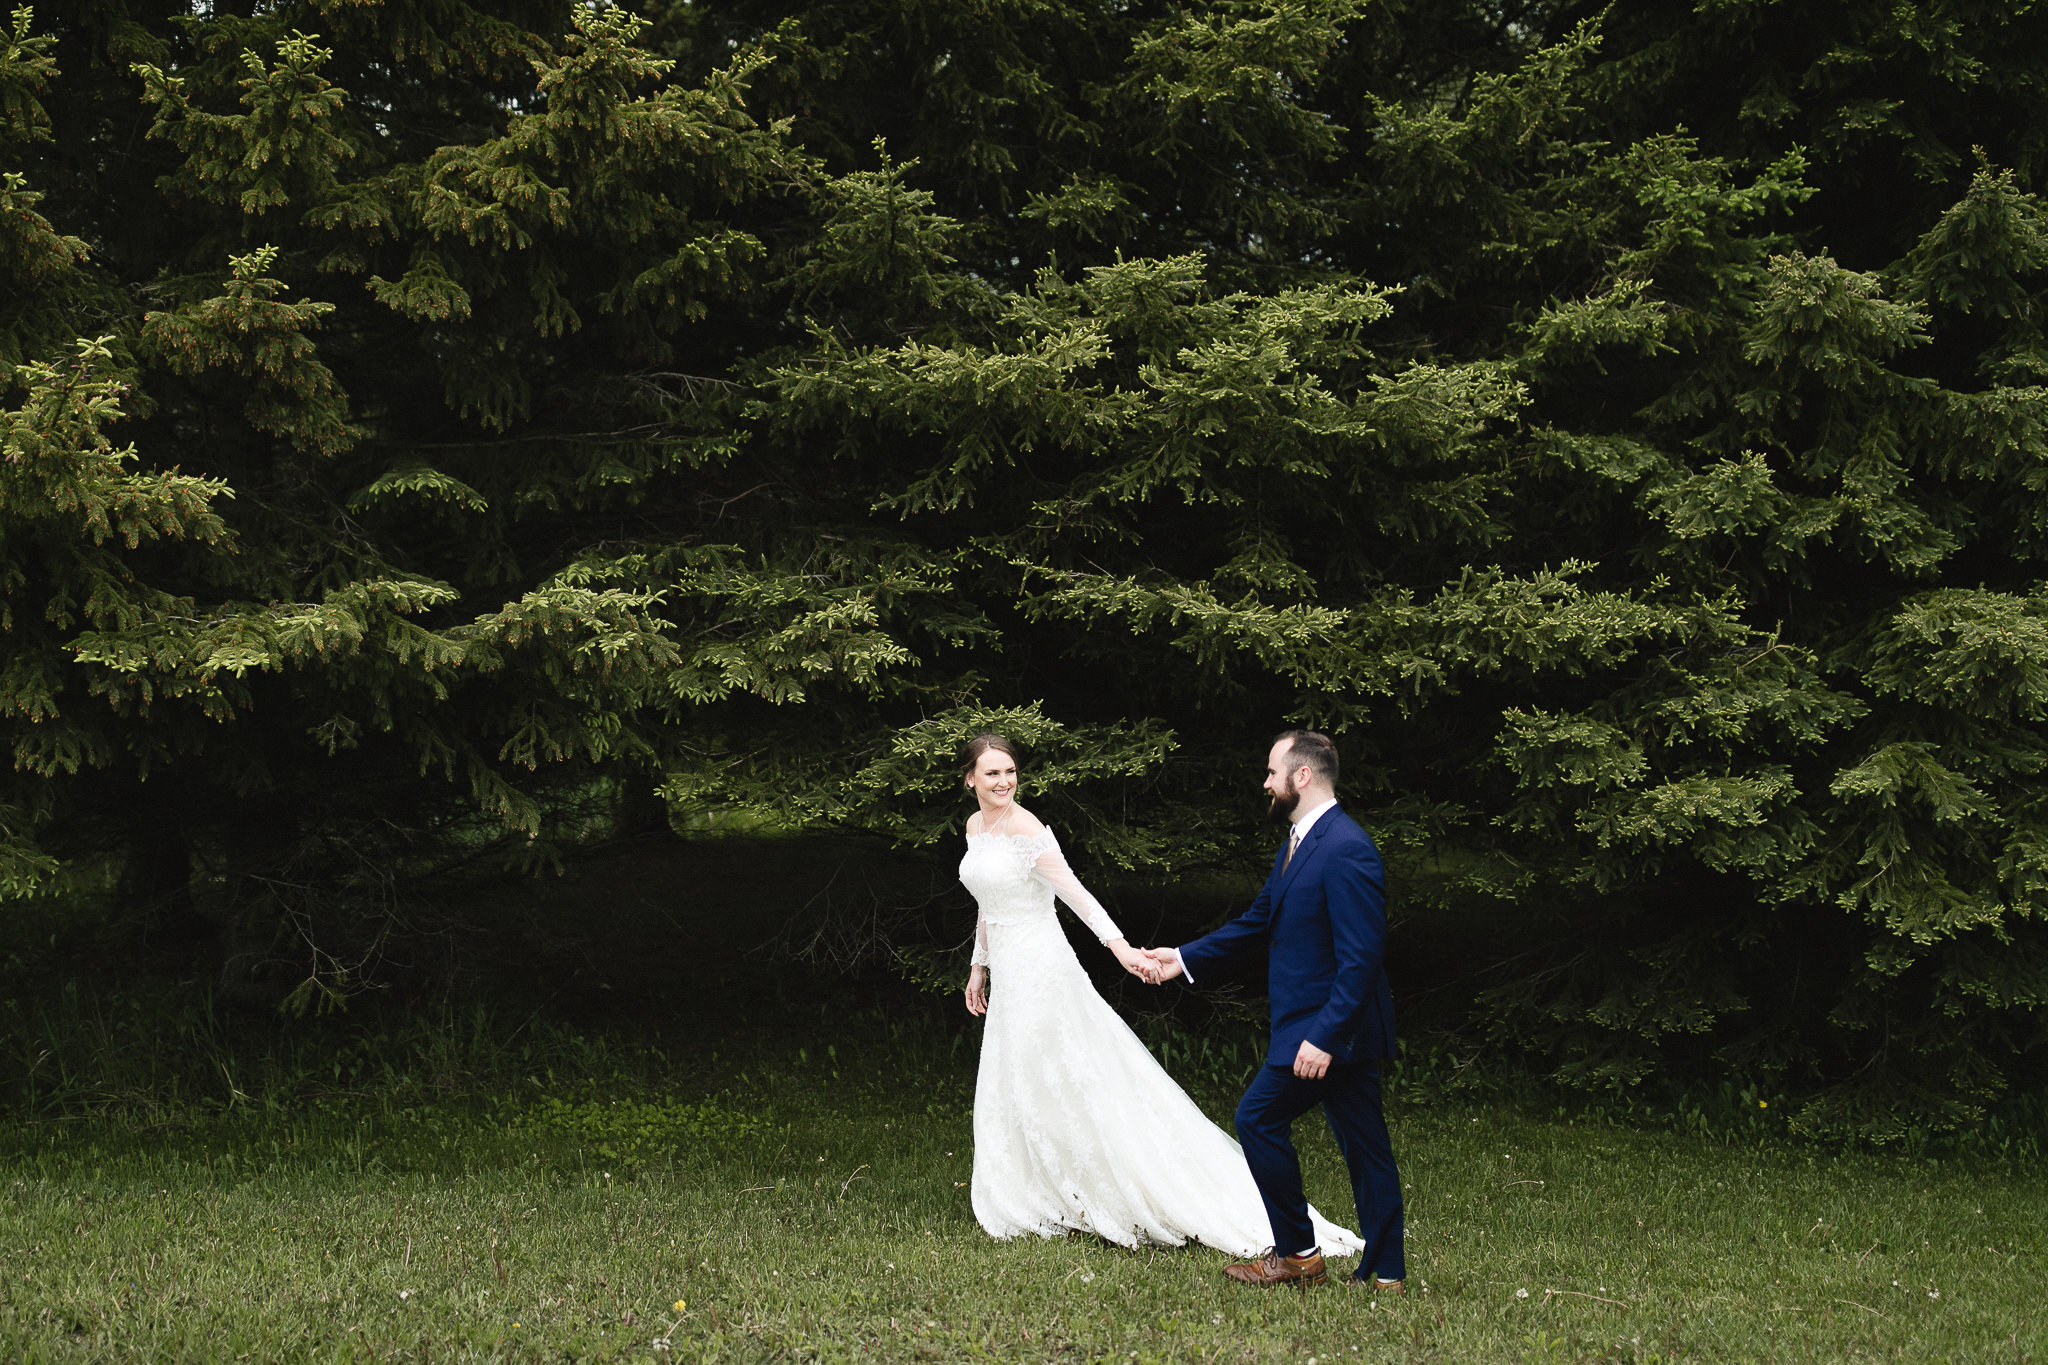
[
  {"xmin": 1109, "ymin": 941, "xmax": 1149, "ymax": 980},
  {"xmin": 964, "ymin": 965, "xmax": 988, "ymax": 1016}
]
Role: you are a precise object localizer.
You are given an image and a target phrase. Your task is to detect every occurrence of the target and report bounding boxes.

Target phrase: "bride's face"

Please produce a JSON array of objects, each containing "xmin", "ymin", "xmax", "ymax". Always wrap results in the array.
[{"xmin": 968, "ymin": 753, "xmax": 1019, "ymax": 810}]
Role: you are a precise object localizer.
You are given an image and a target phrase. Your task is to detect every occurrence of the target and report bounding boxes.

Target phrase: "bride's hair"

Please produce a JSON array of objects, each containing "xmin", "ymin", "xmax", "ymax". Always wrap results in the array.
[{"xmin": 960, "ymin": 732, "xmax": 1019, "ymax": 780}]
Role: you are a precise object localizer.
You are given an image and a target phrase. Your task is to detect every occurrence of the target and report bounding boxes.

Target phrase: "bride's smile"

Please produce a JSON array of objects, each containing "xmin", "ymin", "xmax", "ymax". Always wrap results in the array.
[{"xmin": 967, "ymin": 753, "xmax": 1020, "ymax": 819}]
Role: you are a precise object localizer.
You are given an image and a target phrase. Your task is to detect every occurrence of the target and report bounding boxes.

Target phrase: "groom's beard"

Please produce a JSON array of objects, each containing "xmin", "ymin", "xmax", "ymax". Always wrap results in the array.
[{"xmin": 1267, "ymin": 784, "xmax": 1302, "ymax": 824}]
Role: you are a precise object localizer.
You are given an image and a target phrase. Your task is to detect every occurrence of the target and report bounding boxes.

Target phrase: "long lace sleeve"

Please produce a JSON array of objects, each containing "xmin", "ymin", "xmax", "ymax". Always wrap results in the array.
[
  {"xmin": 970, "ymin": 911, "xmax": 990, "ymax": 967},
  {"xmin": 1030, "ymin": 834, "xmax": 1124, "ymax": 943}
]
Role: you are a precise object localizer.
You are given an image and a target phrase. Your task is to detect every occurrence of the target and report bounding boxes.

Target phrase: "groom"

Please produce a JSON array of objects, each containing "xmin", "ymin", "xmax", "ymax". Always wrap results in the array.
[{"xmin": 1143, "ymin": 730, "xmax": 1404, "ymax": 1291}]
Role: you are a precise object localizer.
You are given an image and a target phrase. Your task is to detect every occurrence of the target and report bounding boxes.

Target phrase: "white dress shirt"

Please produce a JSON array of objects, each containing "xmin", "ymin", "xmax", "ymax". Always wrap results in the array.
[
  {"xmin": 1178, "ymin": 797, "xmax": 1337, "ymax": 984},
  {"xmin": 1287, "ymin": 797, "xmax": 1339, "ymax": 848}
]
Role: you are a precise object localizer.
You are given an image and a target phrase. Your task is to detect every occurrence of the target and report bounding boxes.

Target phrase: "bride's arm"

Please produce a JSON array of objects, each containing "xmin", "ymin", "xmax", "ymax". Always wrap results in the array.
[
  {"xmin": 1031, "ymin": 842, "xmax": 1121, "ymax": 940},
  {"xmin": 964, "ymin": 913, "xmax": 990, "ymax": 1015},
  {"xmin": 963, "ymin": 811, "xmax": 991, "ymax": 1014},
  {"xmin": 1031, "ymin": 840, "xmax": 1150, "ymax": 977}
]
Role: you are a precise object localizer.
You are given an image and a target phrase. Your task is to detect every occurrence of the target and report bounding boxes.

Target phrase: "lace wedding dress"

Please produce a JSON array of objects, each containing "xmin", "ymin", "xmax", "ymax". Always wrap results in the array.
[{"xmin": 963, "ymin": 828, "xmax": 1362, "ymax": 1256}]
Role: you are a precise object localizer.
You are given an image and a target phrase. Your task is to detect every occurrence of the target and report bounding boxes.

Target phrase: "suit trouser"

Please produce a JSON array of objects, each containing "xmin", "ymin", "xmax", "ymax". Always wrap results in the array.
[{"xmin": 1235, "ymin": 1060, "xmax": 1405, "ymax": 1281}]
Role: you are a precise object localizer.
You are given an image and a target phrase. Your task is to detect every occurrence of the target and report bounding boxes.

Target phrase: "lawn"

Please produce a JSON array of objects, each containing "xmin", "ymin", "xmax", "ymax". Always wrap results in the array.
[
  {"xmin": 1, "ymin": 842, "xmax": 2038, "ymax": 1361},
  {"xmin": 0, "ymin": 1038, "xmax": 2038, "ymax": 1364}
]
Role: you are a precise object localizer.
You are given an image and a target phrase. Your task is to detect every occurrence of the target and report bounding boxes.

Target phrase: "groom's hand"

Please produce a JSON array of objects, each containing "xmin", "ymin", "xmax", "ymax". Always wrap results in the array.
[
  {"xmin": 1141, "ymin": 947, "xmax": 1181, "ymax": 984},
  {"xmin": 1293, "ymin": 1039, "xmax": 1333, "ymax": 1080}
]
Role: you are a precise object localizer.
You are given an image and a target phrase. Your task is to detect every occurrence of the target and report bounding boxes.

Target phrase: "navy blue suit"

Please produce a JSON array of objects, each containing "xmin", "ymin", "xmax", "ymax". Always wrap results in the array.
[{"xmin": 1179, "ymin": 805, "xmax": 1404, "ymax": 1280}]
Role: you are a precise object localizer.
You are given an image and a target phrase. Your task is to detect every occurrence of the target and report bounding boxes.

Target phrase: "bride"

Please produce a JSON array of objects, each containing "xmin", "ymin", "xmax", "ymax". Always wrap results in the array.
[{"xmin": 958, "ymin": 732, "xmax": 1362, "ymax": 1257}]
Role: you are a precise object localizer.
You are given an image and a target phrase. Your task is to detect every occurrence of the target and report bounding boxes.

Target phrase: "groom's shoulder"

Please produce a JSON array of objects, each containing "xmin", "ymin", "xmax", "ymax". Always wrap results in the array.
[
  {"xmin": 1327, "ymin": 809, "xmax": 1382, "ymax": 857},
  {"xmin": 1327, "ymin": 806, "xmax": 1370, "ymax": 840}
]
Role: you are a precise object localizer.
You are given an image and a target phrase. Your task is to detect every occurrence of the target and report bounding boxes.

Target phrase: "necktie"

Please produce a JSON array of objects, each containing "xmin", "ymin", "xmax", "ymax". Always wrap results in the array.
[{"xmin": 1282, "ymin": 829, "xmax": 1300, "ymax": 872}]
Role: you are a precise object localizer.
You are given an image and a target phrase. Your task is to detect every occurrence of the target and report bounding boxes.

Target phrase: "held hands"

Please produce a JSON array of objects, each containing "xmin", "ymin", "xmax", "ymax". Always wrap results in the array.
[
  {"xmin": 1110, "ymin": 940, "xmax": 1179, "ymax": 985},
  {"xmin": 1138, "ymin": 946, "xmax": 1181, "ymax": 985},
  {"xmin": 1109, "ymin": 940, "xmax": 1153, "ymax": 980}
]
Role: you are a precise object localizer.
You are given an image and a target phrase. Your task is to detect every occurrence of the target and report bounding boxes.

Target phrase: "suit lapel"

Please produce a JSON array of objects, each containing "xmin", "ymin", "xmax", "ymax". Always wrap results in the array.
[{"xmin": 1273, "ymin": 807, "xmax": 1337, "ymax": 897}]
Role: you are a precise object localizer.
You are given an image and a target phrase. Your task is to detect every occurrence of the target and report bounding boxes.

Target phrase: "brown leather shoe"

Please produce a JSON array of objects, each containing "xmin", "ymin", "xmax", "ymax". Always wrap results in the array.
[
  {"xmin": 1224, "ymin": 1251, "xmax": 1327, "ymax": 1287},
  {"xmin": 1353, "ymin": 1276, "xmax": 1404, "ymax": 1294}
]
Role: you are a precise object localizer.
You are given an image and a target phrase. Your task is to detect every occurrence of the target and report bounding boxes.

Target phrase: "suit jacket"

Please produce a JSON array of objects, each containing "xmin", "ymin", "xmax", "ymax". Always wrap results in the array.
[{"xmin": 1179, "ymin": 806, "xmax": 1395, "ymax": 1067}]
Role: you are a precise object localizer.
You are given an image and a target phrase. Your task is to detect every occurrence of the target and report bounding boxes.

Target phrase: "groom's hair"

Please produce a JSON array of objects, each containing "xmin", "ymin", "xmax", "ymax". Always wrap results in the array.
[{"xmin": 1274, "ymin": 728, "xmax": 1338, "ymax": 787}]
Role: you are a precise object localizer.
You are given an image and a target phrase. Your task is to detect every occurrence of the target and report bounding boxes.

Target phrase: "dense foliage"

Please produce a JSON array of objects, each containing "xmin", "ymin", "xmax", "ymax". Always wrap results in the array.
[{"xmin": 4, "ymin": 0, "xmax": 2046, "ymax": 1137}]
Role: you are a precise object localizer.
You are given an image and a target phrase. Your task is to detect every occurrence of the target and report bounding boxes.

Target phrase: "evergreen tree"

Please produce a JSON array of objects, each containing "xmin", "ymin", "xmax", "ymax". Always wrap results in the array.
[
  {"xmin": 3, "ymin": 0, "xmax": 2043, "ymax": 1133},
  {"xmin": 4, "ymin": 1, "xmax": 818, "ymax": 995},
  {"xmin": 656, "ymin": 0, "xmax": 2048, "ymax": 1136}
]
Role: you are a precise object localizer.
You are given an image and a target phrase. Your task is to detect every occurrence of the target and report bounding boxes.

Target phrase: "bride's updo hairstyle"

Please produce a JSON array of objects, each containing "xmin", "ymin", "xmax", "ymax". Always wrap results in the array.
[{"xmin": 960, "ymin": 732, "xmax": 1020, "ymax": 787}]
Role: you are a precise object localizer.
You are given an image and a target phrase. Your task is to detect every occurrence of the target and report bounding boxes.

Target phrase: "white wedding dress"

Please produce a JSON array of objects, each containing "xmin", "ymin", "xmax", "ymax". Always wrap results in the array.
[{"xmin": 963, "ymin": 828, "xmax": 1362, "ymax": 1256}]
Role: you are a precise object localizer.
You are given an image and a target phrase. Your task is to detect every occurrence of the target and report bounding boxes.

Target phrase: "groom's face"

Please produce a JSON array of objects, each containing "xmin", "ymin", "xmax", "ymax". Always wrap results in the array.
[{"xmin": 1264, "ymin": 740, "xmax": 1307, "ymax": 824}]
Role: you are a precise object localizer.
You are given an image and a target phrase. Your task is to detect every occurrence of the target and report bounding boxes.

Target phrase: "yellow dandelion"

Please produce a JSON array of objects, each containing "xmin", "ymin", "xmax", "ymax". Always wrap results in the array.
[{"xmin": 672, "ymin": 1300, "xmax": 687, "ymax": 1313}]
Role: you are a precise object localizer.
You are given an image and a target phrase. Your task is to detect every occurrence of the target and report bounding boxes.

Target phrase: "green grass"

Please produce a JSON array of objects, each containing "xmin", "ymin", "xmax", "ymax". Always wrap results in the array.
[
  {"xmin": 1, "ymin": 1050, "xmax": 2039, "ymax": 1364},
  {"xmin": 1, "ymin": 847, "xmax": 2039, "ymax": 1362}
]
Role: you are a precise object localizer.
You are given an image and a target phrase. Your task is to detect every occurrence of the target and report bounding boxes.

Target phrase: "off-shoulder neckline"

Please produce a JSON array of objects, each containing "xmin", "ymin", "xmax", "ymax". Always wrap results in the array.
[{"xmin": 965, "ymin": 829, "xmax": 1055, "ymax": 842}]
